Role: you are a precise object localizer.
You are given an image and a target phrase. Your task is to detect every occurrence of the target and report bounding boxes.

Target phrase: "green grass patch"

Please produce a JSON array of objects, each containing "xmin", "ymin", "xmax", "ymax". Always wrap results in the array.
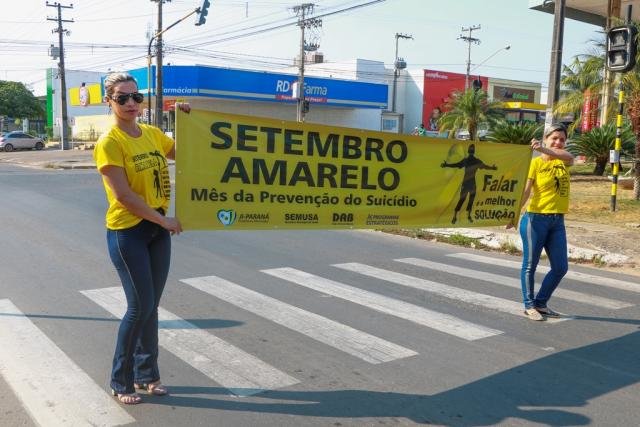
[
  {"xmin": 446, "ymin": 233, "xmax": 484, "ymax": 248},
  {"xmin": 500, "ymin": 240, "xmax": 520, "ymax": 255},
  {"xmin": 571, "ymin": 161, "xmax": 636, "ymax": 177},
  {"xmin": 386, "ymin": 229, "xmax": 488, "ymax": 249},
  {"xmin": 571, "ymin": 163, "xmax": 597, "ymax": 175}
]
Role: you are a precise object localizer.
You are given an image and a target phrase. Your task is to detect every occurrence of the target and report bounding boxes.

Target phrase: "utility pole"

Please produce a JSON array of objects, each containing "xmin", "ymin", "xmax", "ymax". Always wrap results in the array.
[
  {"xmin": 392, "ymin": 33, "xmax": 412, "ymax": 113},
  {"xmin": 152, "ymin": 0, "xmax": 170, "ymax": 130},
  {"xmin": 147, "ymin": 4, "xmax": 205, "ymax": 125},
  {"xmin": 545, "ymin": 0, "xmax": 565, "ymax": 127},
  {"xmin": 294, "ymin": 3, "xmax": 321, "ymax": 122},
  {"xmin": 47, "ymin": 2, "xmax": 73, "ymax": 150},
  {"xmin": 458, "ymin": 25, "xmax": 481, "ymax": 90}
]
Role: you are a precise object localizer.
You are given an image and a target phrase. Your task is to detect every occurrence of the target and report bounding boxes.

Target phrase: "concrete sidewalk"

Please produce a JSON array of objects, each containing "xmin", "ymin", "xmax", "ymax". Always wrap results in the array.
[
  {"xmin": 421, "ymin": 226, "xmax": 630, "ymax": 266},
  {"xmin": 1, "ymin": 145, "xmax": 637, "ymax": 273},
  {"xmin": 0, "ymin": 145, "xmax": 175, "ymax": 170}
]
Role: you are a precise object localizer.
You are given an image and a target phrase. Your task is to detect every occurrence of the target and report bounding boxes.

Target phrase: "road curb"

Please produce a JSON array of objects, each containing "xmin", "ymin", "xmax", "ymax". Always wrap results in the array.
[
  {"xmin": 422, "ymin": 227, "xmax": 630, "ymax": 265},
  {"xmin": 43, "ymin": 163, "xmax": 96, "ymax": 170}
]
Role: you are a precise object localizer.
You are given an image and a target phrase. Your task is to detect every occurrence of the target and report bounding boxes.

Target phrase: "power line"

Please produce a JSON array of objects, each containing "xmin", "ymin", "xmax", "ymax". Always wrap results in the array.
[{"xmin": 180, "ymin": 0, "xmax": 385, "ymax": 50}]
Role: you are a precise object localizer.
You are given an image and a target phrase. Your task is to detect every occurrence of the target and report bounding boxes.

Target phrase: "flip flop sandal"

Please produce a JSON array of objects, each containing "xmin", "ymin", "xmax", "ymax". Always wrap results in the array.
[
  {"xmin": 135, "ymin": 381, "xmax": 168, "ymax": 396},
  {"xmin": 111, "ymin": 390, "xmax": 142, "ymax": 405}
]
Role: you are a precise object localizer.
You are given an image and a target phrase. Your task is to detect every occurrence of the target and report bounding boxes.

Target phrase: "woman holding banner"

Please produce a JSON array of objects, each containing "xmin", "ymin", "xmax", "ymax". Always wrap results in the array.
[
  {"xmin": 517, "ymin": 123, "xmax": 574, "ymax": 321},
  {"xmin": 94, "ymin": 72, "xmax": 189, "ymax": 404}
]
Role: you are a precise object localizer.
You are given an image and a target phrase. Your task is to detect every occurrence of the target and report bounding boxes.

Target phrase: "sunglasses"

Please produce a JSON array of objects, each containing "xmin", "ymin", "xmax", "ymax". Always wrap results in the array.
[{"xmin": 111, "ymin": 92, "xmax": 144, "ymax": 105}]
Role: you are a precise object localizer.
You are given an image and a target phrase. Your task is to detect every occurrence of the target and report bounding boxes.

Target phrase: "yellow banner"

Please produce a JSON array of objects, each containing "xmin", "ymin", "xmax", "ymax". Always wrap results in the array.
[{"xmin": 175, "ymin": 110, "xmax": 531, "ymax": 230}]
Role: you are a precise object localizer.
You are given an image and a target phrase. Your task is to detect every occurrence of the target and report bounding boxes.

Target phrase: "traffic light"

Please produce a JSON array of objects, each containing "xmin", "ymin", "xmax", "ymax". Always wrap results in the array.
[
  {"xmin": 606, "ymin": 25, "xmax": 637, "ymax": 72},
  {"xmin": 472, "ymin": 78, "xmax": 483, "ymax": 92},
  {"xmin": 302, "ymin": 100, "xmax": 310, "ymax": 113},
  {"xmin": 196, "ymin": 0, "xmax": 211, "ymax": 26}
]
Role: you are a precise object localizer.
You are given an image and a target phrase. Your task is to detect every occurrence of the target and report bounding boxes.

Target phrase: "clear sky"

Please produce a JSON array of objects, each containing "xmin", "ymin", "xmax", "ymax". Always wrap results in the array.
[{"xmin": 0, "ymin": 0, "xmax": 601, "ymax": 96}]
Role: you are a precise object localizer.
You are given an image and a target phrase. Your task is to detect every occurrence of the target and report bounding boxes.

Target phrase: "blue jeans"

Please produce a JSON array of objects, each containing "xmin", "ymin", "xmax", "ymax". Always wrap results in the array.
[
  {"xmin": 107, "ymin": 219, "xmax": 171, "ymax": 394},
  {"xmin": 519, "ymin": 212, "xmax": 568, "ymax": 310}
]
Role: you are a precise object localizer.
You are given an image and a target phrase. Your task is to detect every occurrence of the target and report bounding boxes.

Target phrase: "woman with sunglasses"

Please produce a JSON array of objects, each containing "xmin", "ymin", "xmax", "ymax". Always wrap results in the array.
[{"xmin": 93, "ymin": 72, "xmax": 189, "ymax": 404}]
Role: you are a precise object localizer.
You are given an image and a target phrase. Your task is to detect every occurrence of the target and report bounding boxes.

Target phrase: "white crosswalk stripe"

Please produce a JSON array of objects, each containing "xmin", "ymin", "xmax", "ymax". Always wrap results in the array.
[
  {"xmin": 81, "ymin": 287, "xmax": 299, "ymax": 396},
  {"xmin": 447, "ymin": 253, "xmax": 640, "ymax": 293},
  {"xmin": 333, "ymin": 263, "xmax": 569, "ymax": 323},
  {"xmin": 262, "ymin": 267, "xmax": 503, "ymax": 340},
  {"xmin": 396, "ymin": 257, "xmax": 633, "ymax": 310},
  {"xmin": 0, "ymin": 299, "xmax": 135, "ymax": 427},
  {"xmin": 180, "ymin": 275, "xmax": 417, "ymax": 363}
]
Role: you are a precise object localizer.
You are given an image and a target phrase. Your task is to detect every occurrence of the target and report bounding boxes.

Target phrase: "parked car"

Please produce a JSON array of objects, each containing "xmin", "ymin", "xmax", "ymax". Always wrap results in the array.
[
  {"xmin": 455, "ymin": 125, "xmax": 491, "ymax": 141},
  {"xmin": 455, "ymin": 129, "xmax": 490, "ymax": 140},
  {"xmin": 0, "ymin": 132, "xmax": 45, "ymax": 152}
]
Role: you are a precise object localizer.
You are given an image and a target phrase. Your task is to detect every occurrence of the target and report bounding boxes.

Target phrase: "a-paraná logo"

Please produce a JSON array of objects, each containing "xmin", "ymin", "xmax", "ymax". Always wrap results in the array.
[{"xmin": 217, "ymin": 209, "xmax": 236, "ymax": 226}]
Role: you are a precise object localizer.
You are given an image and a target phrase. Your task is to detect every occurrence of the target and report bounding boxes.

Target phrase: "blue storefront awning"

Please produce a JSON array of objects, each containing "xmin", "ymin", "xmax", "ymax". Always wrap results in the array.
[{"xmin": 128, "ymin": 65, "xmax": 388, "ymax": 110}]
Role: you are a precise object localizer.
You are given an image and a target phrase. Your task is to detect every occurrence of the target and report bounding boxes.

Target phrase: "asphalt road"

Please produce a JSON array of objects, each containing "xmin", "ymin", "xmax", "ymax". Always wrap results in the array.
[{"xmin": 1, "ymin": 163, "xmax": 640, "ymax": 427}]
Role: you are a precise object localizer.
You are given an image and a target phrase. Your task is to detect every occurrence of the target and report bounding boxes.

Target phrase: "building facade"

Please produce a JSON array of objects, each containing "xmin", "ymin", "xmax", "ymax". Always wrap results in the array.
[
  {"xmin": 47, "ymin": 61, "xmax": 544, "ymax": 140},
  {"xmin": 48, "ymin": 64, "xmax": 388, "ymax": 141}
]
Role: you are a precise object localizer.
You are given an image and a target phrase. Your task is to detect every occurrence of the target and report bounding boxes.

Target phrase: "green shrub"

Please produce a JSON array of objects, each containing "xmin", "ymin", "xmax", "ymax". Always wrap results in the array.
[
  {"xmin": 568, "ymin": 123, "xmax": 635, "ymax": 175},
  {"xmin": 487, "ymin": 121, "xmax": 543, "ymax": 145}
]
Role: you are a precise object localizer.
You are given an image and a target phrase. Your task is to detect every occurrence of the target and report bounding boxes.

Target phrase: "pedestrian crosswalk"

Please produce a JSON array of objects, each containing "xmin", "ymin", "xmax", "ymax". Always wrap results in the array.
[
  {"xmin": 333, "ymin": 262, "xmax": 570, "ymax": 323},
  {"xmin": 396, "ymin": 257, "xmax": 633, "ymax": 310},
  {"xmin": 180, "ymin": 275, "xmax": 418, "ymax": 363},
  {"xmin": 447, "ymin": 253, "xmax": 640, "ymax": 293},
  {"xmin": 1, "ymin": 254, "xmax": 638, "ymax": 426},
  {"xmin": 80, "ymin": 286, "xmax": 299, "ymax": 397},
  {"xmin": 261, "ymin": 267, "xmax": 503, "ymax": 339},
  {"xmin": 0, "ymin": 299, "xmax": 135, "ymax": 427}
]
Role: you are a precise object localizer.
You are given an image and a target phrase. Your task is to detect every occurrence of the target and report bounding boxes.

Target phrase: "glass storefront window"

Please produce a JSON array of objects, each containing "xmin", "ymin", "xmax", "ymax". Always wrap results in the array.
[
  {"xmin": 505, "ymin": 111, "xmax": 519, "ymax": 122},
  {"xmin": 522, "ymin": 112, "xmax": 537, "ymax": 123}
]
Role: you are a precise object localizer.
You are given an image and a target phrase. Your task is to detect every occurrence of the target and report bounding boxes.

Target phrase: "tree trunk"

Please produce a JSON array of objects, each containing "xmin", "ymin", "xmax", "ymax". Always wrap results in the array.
[
  {"xmin": 594, "ymin": 157, "xmax": 607, "ymax": 176},
  {"xmin": 469, "ymin": 122, "xmax": 477, "ymax": 141}
]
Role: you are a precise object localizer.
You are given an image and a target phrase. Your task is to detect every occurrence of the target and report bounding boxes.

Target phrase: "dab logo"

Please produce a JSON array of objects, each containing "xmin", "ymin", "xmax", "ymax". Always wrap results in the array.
[
  {"xmin": 332, "ymin": 213, "xmax": 354, "ymax": 223},
  {"xmin": 217, "ymin": 209, "xmax": 237, "ymax": 226}
]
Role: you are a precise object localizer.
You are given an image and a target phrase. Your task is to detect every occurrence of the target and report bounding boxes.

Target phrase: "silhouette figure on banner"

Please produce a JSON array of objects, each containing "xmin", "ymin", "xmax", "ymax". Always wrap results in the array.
[
  {"xmin": 149, "ymin": 149, "xmax": 169, "ymax": 198},
  {"xmin": 441, "ymin": 143, "xmax": 497, "ymax": 224}
]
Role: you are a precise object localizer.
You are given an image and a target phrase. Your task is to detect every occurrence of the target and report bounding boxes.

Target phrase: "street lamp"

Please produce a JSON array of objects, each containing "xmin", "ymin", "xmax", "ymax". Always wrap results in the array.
[
  {"xmin": 392, "ymin": 33, "xmax": 413, "ymax": 113},
  {"xmin": 470, "ymin": 45, "xmax": 511, "ymax": 74},
  {"xmin": 146, "ymin": 5, "xmax": 206, "ymax": 125}
]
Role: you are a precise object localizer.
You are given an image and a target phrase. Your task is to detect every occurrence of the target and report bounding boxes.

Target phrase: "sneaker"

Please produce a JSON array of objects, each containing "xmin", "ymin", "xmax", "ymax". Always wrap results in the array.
[
  {"xmin": 524, "ymin": 308, "xmax": 545, "ymax": 321},
  {"xmin": 535, "ymin": 307, "xmax": 563, "ymax": 318}
]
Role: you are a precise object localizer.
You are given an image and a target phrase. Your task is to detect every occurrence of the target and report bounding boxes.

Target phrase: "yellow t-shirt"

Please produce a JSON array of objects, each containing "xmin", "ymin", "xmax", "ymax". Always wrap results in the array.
[
  {"xmin": 94, "ymin": 124, "xmax": 174, "ymax": 230},
  {"xmin": 526, "ymin": 156, "xmax": 570, "ymax": 214}
]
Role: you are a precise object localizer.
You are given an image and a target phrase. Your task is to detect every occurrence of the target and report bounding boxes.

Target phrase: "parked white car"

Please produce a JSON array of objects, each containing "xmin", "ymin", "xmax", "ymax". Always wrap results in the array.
[
  {"xmin": 0, "ymin": 132, "xmax": 45, "ymax": 152},
  {"xmin": 455, "ymin": 129, "xmax": 490, "ymax": 140}
]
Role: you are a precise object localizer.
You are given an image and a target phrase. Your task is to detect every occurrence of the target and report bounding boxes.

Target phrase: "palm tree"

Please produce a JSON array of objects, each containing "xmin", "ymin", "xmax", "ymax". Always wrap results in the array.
[
  {"xmin": 554, "ymin": 31, "xmax": 640, "ymax": 197},
  {"xmin": 554, "ymin": 54, "xmax": 606, "ymax": 134},
  {"xmin": 567, "ymin": 123, "xmax": 635, "ymax": 175},
  {"xmin": 486, "ymin": 121, "xmax": 543, "ymax": 145},
  {"xmin": 437, "ymin": 89, "xmax": 504, "ymax": 141}
]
